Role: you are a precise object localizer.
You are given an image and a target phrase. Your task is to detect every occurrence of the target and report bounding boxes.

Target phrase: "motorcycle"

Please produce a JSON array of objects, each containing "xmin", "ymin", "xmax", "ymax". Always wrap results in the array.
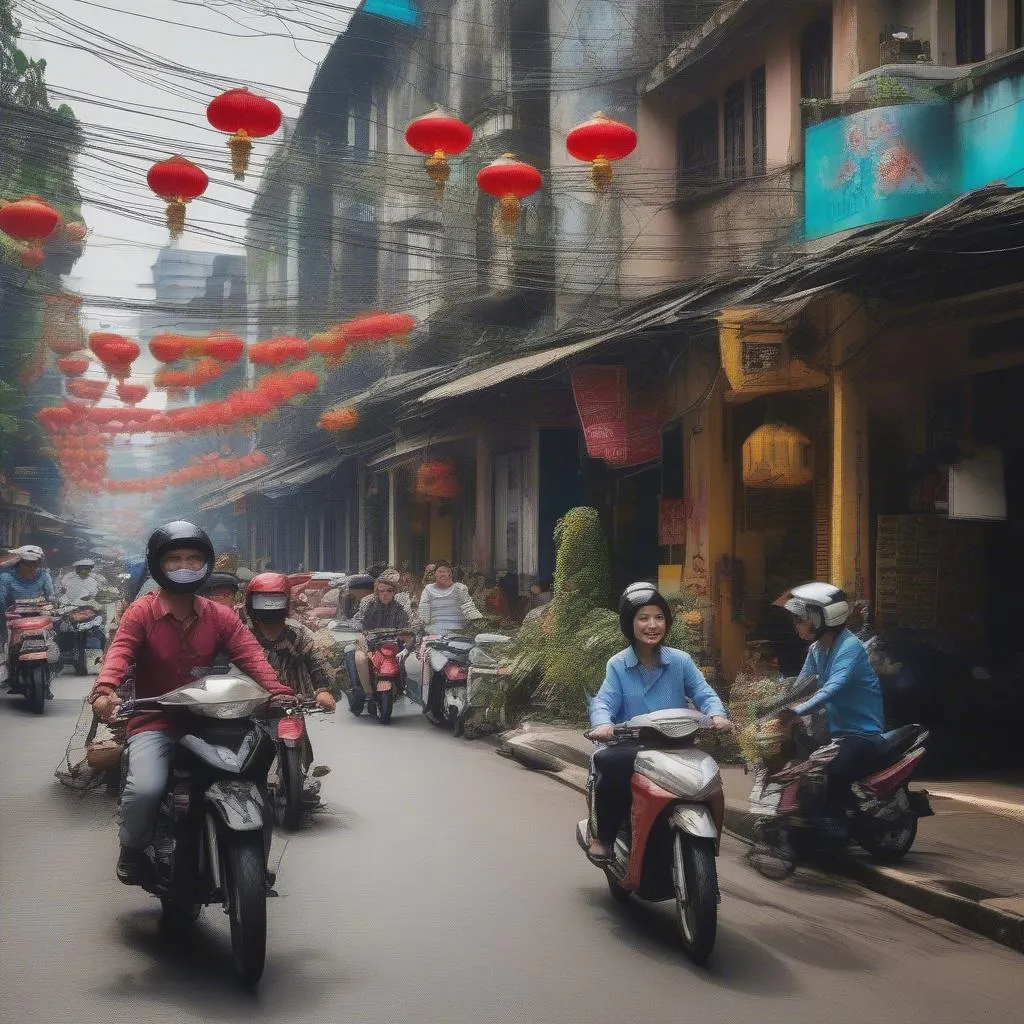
[
  {"xmin": 55, "ymin": 598, "xmax": 106, "ymax": 676},
  {"xmin": 4, "ymin": 599, "xmax": 57, "ymax": 714},
  {"xmin": 268, "ymin": 696, "xmax": 332, "ymax": 830},
  {"xmin": 346, "ymin": 627, "xmax": 413, "ymax": 724},
  {"xmin": 744, "ymin": 676, "xmax": 934, "ymax": 879},
  {"xmin": 576, "ymin": 710, "xmax": 725, "ymax": 965},
  {"xmin": 457, "ymin": 632, "xmax": 514, "ymax": 737},
  {"xmin": 116, "ymin": 673, "xmax": 288, "ymax": 987},
  {"xmin": 402, "ymin": 631, "xmax": 475, "ymax": 727}
]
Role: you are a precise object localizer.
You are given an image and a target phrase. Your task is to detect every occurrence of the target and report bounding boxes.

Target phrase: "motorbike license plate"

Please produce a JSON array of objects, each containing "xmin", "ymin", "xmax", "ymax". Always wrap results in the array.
[{"xmin": 375, "ymin": 680, "xmax": 393, "ymax": 692}]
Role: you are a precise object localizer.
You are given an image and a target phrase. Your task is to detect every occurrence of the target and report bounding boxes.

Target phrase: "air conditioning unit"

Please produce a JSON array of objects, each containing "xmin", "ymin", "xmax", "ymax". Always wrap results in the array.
[{"xmin": 880, "ymin": 37, "xmax": 932, "ymax": 65}]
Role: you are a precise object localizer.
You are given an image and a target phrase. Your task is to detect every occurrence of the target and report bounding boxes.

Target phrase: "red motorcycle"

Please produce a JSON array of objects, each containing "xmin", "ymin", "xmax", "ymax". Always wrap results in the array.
[
  {"xmin": 363, "ymin": 627, "xmax": 412, "ymax": 725},
  {"xmin": 269, "ymin": 697, "xmax": 333, "ymax": 831},
  {"xmin": 5, "ymin": 599, "xmax": 56, "ymax": 714}
]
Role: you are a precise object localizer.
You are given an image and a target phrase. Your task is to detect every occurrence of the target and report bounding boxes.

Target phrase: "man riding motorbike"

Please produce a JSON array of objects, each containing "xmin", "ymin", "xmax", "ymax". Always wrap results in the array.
[
  {"xmin": 775, "ymin": 581, "xmax": 886, "ymax": 834},
  {"xmin": 88, "ymin": 522, "xmax": 295, "ymax": 885},
  {"xmin": 199, "ymin": 571, "xmax": 242, "ymax": 615},
  {"xmin": 586, "ymin": 583, "xmax": 734, "ymax": 862},
  {"xmin": 57, "ymin": 558, "xmax": 106, "ymax": 605},
  {"xmin": 242, "ymin": 573, "xmax": 337, "ymax": 790},
  {"xmin": 352, "ymin": 569, "xmax": 411, "ymax": 708},
  {"xmin": 2, "ymin": 546, "xmax": 56, "ymax": 695},
  {"xmin": 402, "ymin": 560, "xmax": 483, "ymax": 687}
]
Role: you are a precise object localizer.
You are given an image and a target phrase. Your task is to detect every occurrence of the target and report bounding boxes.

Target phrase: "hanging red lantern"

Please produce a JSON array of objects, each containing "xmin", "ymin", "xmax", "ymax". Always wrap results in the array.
[
  {"xmin": 275, "ymin": 336, "xmax": 309, "ymax": 362},
  {"xmin": 404, "ymin": 109, "xmax": 473, "ymax": 199},
  {"xmin": 67, "ymin": 378, "xmax": 107, "ymax": 403},
  {"xmin": 415, "ymin": 460, "xmax": 459, "ymax": 499},
  {"xmin": 566, "ymin": 112, "xmax": 637, "ymax": 192},
  {"xmin": 116, "ymin": 382, "xmax": 148, "ymax": 406},
  {"xmin": 147, "ymin": 156, "xmax": 209, "ymax": 239},
  {"xmin": 64, "ymin": 220, "xmax": 88, "ymax": 243},
  {"xmin": 89, "ymin": 333, "xmax": 140, "ymax": 380},
  {"xmin": 206, "ymin": 88, "xmax": 283, "ymax": 180},
  {"xmin": 204, "ymin": 332, "xmax": 244, "ymax": 362},
  {"xmin": 476, "ymin": 154, "xmax": 542, "ymax": 233},
  {"xmin": 319, "ymin": 407, "xmax": 359, "ymax": 432},
  {"xmin": 149, "ymin": 334, "xmax": 187, "ymax": 363},
  {"xmin": 57, "ymin": 355, "xmax": 90, "ymax": 377},
  {"xmin": 0, "ymin": 195, "xmax": 61, "ymax": 267}
]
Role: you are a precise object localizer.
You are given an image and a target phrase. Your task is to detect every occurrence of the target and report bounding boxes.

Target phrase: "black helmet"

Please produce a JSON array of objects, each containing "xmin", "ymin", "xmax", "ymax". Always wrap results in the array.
[
  {"xmin": 146, "ymin": 521, "xmax": 215, "ymax": 594},
  {"xmin": 618, "ymin": 582, "xmax": 673, "ymax": 645},
  {"xmin": 199, "ymin": 572, "xmax": 240, "ymax": 597}
]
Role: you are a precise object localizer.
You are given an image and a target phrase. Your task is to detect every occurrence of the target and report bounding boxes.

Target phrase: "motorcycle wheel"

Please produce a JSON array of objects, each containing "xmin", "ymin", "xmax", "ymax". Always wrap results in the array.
[
  {"xmin": 347, "ymin": 687, "xmax": 366, "ymax": 716},
  {"xmin": 605, "ymin": 870, "xmax": 631, "ymax": 904},
  {"xmin": 75, "ymin": 643, "xmax": 88, "ymax": 678},
  {"xmin": 274, "ymin": 746, "xmax": 304, "ymax": 832},
  {"xmin": 746, "ymin": 819, "xmax": 797, "ymax": 880},
  {"xmin": 376, "ymin": 687, "xmax": 394, "ymax": 724},
  {"xmin": 26, "ymin": 664, "xmax": 47, "ymax": 715},
  {"xmin": 858, "ymin": 802, "xmax": 918, "ymax": 863},
  {"xmin": 452, "ymin": 706, "xmax": 467, "ymax": 738},
  {"xmin": 160, "ymin": 897, "xmax": 202, "ymax": 931},
  {"xmin": 426, "ymin": 675, "xmax": 447, "ymax": 727},
  {"xmin": 672, "ymin": 832, "xmax": 718, "ymax": 966},
  {"xmin": 223, "ymin": 832, "xmax": 267, "ymax": 988}
]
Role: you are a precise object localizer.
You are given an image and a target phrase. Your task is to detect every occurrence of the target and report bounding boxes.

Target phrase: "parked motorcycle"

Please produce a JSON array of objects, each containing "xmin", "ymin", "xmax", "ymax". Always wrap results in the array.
[
  {"xmin": 4, "ymin": 599, "xmax": 57, "ymax": 714},
  {"xmin": 56, "ymin": 598, "xmax": 106, "ymax": 676},
  {"xmin": 575, "ymin": 709, "xmax": 725, "ymax": 965},
  {"xmin": 402, "ymin": 631, "xmax": 475, "ymax": 727},
  {"xmin": 456, "ymin": 632, "xmax": 514, "ymax": 737},
  {"xmin": 269, "ymin": 697, "xmax": 333, "ymax": 830},
  {"xmin": 116, "ymin": 673, "xmax": 289, "ymax": 987},
  {"xmin": 744, "ymin": 676, "xmax": 934, "ymax": 879}
]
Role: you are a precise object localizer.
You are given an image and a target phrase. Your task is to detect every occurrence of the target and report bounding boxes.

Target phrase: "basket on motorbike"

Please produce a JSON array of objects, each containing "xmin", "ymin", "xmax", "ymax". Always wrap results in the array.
[{"xmin": 85, "ymin": 738, "xmax": 124, "ymax": 772}]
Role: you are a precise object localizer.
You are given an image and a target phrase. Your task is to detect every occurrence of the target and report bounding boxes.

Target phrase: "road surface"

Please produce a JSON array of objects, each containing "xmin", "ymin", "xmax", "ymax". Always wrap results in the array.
[{"xmin": 0, "ymin": 675, "xmax": 1019, "ymax": 1023}]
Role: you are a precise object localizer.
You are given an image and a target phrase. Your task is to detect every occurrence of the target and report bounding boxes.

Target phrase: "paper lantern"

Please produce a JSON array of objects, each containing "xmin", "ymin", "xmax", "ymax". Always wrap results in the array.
[
  {"xmin": 67, "ymin": 378, "xmax": 107, "ymax": 403},
  {"xmin": 742, "ymin": 423, "xmax": 814, "ymax": 489},
  {"xmin": 415, "ymin": 460, "xmax": 459, "ymax": 498},
  {"xmin": 149, "ymin": 334, "xmax": 187, "ymax": 363},
  {"xmin": 204, "ymin": 333, "xmax": 245, "ymax": 362},
  {"xmin": 404, "ymin": 109, "xmax": 473, "ymax": 198},
  {"xmin": 147, "ymin": 156, "xmax": 209, "ymax": 239},
  {"xmin": 207, "ymin": 88, "xmax": 283, "ymax": 180},
  {"xmin": 566, "ymin": 112, "xmax": 637, "ymax": 192},
  {"xmin": 476, "ymin": 154, "xmax": 542, "ymax": 233},
  {"xmin": 0, "ymin": 195, "xmax": 61, "ymax": 267},
  {"xmin": 116, "ymin": 382, "xmax": 148, "ymax": 406},
  {"xmin": 318, "ymin": 407, "xmax": 359, "ymax": 432},
  {"xmin": 57, "ymin": 355, "xmax": 90, "ymax": 377},
  {"xmin": 64, "ymin": 221, "xmax": 88, "ymax": 242}
]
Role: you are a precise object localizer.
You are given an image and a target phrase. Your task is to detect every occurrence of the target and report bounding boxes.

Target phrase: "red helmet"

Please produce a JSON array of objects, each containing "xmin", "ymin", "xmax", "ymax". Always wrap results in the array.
[{"xmin": 246, "ymin": 572, "xmax": 291, "ymax": 617}]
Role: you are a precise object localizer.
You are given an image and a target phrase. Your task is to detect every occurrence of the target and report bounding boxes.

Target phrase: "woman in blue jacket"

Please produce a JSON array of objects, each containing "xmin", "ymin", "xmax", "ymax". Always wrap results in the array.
[{"xmin": 586, "ymin": 583, "xmax": 733, "ymax": 861}]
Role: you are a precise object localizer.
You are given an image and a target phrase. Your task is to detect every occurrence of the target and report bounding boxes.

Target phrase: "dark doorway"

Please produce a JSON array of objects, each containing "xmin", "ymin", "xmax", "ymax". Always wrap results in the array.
[{"xmin": 538, "ymin": 429, "xmax": 587, "ymax": 583}]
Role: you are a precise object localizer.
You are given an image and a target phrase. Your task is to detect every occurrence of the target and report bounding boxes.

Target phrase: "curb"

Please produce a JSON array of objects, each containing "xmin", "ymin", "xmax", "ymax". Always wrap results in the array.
[{"xmin": 493, "ymin": 731, "xmax": 1024, "ymax": 955}]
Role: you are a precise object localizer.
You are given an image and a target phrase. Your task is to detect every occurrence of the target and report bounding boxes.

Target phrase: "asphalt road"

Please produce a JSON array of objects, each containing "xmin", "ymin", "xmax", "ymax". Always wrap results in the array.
[{"xmin": 1, "ymin": 675, "xmax": 1020, "ymax": 1024}]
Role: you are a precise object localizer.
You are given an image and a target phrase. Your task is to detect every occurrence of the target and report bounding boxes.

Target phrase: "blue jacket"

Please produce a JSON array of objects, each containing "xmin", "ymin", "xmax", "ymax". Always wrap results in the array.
[
  {"xmin": 589, "ymin": 645, "xmax": 727, "ymax": 727},
  {"xmin": 0, "ymin": 568, "xmax": 55, "ymax": 609},
  {"xmin": 792, "ymin": 628, "xmax": 884, "ymax": 737}
]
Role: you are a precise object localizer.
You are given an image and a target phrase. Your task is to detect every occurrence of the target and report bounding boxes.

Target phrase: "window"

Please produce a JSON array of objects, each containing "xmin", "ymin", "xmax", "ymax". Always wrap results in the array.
[
  {"xmin": 723, "ymin": 80, "xmax": 745, "ymax": 179},
  {"xmin": 751, "ymin": 65, "xmax": 767, "ymax": 176},
  {"xmin": 956, "ymin": 0, "xmax": 986, "ymax": 64},
  {"xmin": 493, "ymin": 450, "xmax": 537, "ymax": 580},
  {"xmin": 406, "ymin": 231, "xmax": 439, "ymax": 290},
  {"xmin": 677, "ymin": 100, "xmax": 719, "ymax": 188},
  {"xmin": 800, "ymin": 17, "xmax": 833, "ymax": 100}
]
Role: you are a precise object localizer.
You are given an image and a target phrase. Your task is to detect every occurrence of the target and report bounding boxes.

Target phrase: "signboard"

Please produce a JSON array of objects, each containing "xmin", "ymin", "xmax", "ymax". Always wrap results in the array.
[
  {"xmin": 582, "ymin": 421, "xmax": 627, "ymax": 464},
  {"xmin": 659, "ymin": 498, "xmax": 689, "ymax": 546},
  {"xmin": 572, "ymin": 365, "xmax": 629, "ymax": 462},
  {"xmin": 364, "ymin": 0, "xmax": 421, "ymax": 27},
  {"xmin": 619, "ymin": 409, "xmax": 662, "ymax": 467}
]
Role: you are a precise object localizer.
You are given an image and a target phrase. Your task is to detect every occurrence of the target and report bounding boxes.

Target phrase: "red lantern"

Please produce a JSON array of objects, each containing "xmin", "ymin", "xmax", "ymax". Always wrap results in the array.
[
  {"xmin": 67, "ymin": 378, "xmax": 107, "ymax": 403},
  {"xmin": 89, "ymin": 333, "xmax": 140, "ymax": 380},
  {"xmin": 0, "ymin": 195, "xmax": 61, "ymax": 267},
  {"xmin": 566, "ymin": 112, "xmax": 637, "ymax": 192},
  {"xmin": 147, "ymin": 156, "xmax": 209, "ymax": 239},
  {"xmin": 206, "ymin": 88, "xmax": 283, "ymax": 180},
  {"xmin": 57, "ymin": 355, "xmax": 90, "ymax": 377},
  {"xmin": 404, "ymin": 109, "xmax": 473, "ymax": 198},
  {"xmin": 116, "ymin": 382, "xmax": 148, "ymax": 406},
  {"xmin": 149, "ymin": 334, "xmax": 187, "ymax": 363},
  {"xmin": 318, "ymin": 407, "xmax": 359, "ymax": 432},
  {"xmin": 476, "ymin": 154, "xmax": 542, "ymax": 233},
  {"xmin": 204, "ymin": 333, "xmax": 244, "ymax": 362},
  {"xmin": 64, "ymin": 221, "xmax": 88, "ymax": 243}
]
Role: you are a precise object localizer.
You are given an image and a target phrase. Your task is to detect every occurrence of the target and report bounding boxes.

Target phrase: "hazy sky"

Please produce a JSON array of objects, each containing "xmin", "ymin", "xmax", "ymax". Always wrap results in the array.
[{"xmin": 20, "ymin": 0, "xmax": 346, "ymax": 333}]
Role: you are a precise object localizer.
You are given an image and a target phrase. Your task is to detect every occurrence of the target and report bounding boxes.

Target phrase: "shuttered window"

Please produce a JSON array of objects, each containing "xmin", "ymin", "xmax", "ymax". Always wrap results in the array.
[
  {"xmin": 751, "ymin": 65, "xmax": 767, "ymax": 176},
  {"xmin": 723, "ymin": 80, "xmax": 745, "ymax": 180}
]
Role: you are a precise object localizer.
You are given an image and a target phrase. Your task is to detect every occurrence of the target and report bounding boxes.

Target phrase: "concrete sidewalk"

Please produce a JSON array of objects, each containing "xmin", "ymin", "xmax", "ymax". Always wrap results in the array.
[{"xmin": 493, "ymin": 720, "xmax": 1024, "ymax": 954}]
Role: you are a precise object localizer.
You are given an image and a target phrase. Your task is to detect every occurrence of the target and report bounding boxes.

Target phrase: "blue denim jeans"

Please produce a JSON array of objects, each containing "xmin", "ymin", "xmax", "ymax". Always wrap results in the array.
[{"xmin": 121, "ymin": 730, "xmax": 176, "ymax": 849}]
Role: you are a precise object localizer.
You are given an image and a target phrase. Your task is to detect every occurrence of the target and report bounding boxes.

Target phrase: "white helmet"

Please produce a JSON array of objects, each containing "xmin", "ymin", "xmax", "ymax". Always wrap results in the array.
[
  {"xmin": 776, "ymin": 581, "xmax": 850, "ymax": 632},
  {"xmin": 14, "ymin": 545, "xmax": 45, "ymax": 563}
]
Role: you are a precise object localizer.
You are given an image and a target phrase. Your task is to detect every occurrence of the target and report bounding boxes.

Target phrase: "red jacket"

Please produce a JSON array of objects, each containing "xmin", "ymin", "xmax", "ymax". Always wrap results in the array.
[{"xmin": 92, "ymin": 591, "xmax": 293, "ymax": 737}]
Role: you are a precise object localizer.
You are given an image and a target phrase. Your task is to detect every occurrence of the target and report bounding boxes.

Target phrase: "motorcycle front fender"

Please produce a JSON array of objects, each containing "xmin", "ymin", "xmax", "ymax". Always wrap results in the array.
[
  {"xmin": 669, "ymin": 804, "xmax": 720, "ymax": 853},
  {"xmin": 205, "ymin": 779, "xmax": 266, "ymax": 832}
]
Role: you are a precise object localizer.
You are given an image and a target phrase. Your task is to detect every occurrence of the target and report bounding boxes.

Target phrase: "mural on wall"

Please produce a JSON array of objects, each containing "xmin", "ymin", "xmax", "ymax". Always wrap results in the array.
[
  {"xmin": 956, "ymin": 76, "xmax": 1024, "ymax": 193},
  {"xmin": 805, "ymin": 104, "xmax": 954, "ymax": 238}
]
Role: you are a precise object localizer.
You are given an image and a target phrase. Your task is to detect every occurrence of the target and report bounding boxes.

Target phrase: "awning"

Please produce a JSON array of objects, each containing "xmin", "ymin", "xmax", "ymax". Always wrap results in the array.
[{"xmin": 367, "ymin": 430, "xmax": 471, "ymax": 469}]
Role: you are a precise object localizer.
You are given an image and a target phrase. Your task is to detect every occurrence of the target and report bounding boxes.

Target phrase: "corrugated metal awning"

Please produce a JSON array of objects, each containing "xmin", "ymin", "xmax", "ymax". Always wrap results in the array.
[{"xmin": 366, "ymin": 430, "xmax": 471, "ymax": 469}]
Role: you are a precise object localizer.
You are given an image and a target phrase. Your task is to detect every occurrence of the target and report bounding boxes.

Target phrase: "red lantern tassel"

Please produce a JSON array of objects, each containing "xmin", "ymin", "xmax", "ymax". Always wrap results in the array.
[{"xmin": 228, "ymin": 131, "xmax": 253, "ymax": 181}]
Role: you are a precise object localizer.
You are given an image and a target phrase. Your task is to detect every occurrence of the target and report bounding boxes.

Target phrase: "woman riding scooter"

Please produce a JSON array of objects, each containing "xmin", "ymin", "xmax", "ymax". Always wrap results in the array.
[
  {"xmin": 351, "ymin": 569, "xmax": 411, "ymax": 713},
  {"xmin": 587, "ymin": 583, "xmax": 734, "ymax": 862}
]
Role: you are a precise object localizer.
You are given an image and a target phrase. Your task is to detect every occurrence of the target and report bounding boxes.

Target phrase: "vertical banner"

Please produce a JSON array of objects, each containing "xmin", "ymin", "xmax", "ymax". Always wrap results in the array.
[
  {"xmin": 658, "ymin": 498, "xmax": 689, "ymax": 546},
  {"xmin": 571, "ymin": 365, "xmax": 628, "ymax": 462}
]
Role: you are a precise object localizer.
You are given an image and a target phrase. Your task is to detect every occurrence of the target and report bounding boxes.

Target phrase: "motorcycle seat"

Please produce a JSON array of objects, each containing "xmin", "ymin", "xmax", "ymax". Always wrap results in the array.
[
  {"xmin": 11, "ymin": 616, "xmax": 51, "ymax": 631},
  {"xmin": 874, "ymin": 724, "xmax": 923, "ymax": 767}
]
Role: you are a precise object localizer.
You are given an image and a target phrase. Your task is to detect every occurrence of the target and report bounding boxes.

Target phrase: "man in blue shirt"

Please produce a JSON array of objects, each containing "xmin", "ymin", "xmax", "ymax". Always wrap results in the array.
[
  {"xmin": 1, "ymin": 546, "xmax": 56, "ymax": 694},
  {"xmin": 586, "ymin": 583, "xmax": 733, "ymax": 861},
  {"xmin": 778, "ymin": 581, "xmax": 886, "ymax": 829}
]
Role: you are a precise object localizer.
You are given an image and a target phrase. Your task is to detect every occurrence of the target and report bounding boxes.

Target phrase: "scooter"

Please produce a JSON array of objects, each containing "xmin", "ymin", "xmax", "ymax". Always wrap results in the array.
[
  {"xmin": 269, "ymin": 697, "xmax": 333, "ymax": 831},
  {"xmin": 455, "ymin": 632, "xmax": 514, "ymax": 737},
  {"xmin": 116, "ymin": 674, "xmax": 288, "ymax": 988},
  {"xmin": 745, "ymin": 680, "xmax": 934, "ymax": 879},
  {"xmin": 4, "ymin": 599, "xmax": 57, "ymax": 714},
  {"xmin": 55, "ymin": 598, "xmax": 106, "ymax": 676},
  {"xmin": 402, "ymin": 631, "xmax": 475, "ymax": 726},
  {"xmin": 575, "ymin": 709, "xmax": 725, "ymax": 966}
]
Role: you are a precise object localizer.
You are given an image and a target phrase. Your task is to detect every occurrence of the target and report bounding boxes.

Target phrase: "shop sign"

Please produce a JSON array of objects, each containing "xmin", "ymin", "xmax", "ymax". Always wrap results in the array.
[
  {"xmin": 659, "ymin": 498, "xmax": 690, "ymax": 546},
  {"xmin": 617, "ymin": 409, "xmax": 662, "ymax": 467}
]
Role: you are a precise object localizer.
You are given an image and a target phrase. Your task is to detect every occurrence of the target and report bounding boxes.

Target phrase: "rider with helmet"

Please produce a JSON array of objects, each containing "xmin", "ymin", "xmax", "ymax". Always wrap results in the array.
[
  {"xmin": 351, "ymin": 568, "xmax": 412, "ymax": 709},
  {"xmin": 199, "ymin": 571, "xmax": 242, "ymax": 614},
  {"xmin": 0, "ymin": 545, "xmax": 55, "ymax": 610},
  {"xmin": 57, "ymin": 558, "xmax": 106, "ymax": 605},
  {"xmin": 586, "ymin": 583, "xmax": 734, "ymax": 861},
  {"xmin": 88, "ymin": 522, "xmax": 295, "ymax": 885},
  {"xmin": 776, "ymin": 581, "xmax": 886, "ymax": 829}
]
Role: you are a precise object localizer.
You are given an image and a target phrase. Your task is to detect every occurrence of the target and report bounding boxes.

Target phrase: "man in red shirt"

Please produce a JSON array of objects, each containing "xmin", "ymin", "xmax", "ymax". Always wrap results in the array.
[{"xmin": 89, "ymin": 522, "xmax": 294, "ymax": 885}]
